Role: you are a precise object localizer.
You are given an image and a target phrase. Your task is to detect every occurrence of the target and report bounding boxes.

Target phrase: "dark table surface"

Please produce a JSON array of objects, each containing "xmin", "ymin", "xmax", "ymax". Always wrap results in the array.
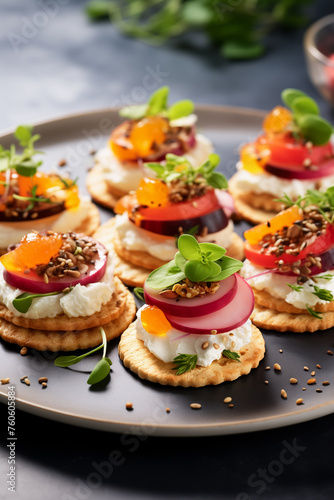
[{"xmin": 1, "ymin": 1, "xmax": 334, "ymax": 499}]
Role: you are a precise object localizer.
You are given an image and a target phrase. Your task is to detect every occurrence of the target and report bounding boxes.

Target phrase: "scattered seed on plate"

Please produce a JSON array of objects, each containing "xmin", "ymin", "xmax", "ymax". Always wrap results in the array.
[
  {"xmin": 316, "ymin": 389, "xmax": 322, "ymax": 393},
  {"xmin": 279, "ymin": 349, "xmax": 283, "ymax": 353},
  {"xmin": 228, "ymin": 404, "xmax": 234, "ymax": 408},
  {"xmin": 327, "ymin": 350, "xmax": 333, "ymax": 356},
  {"xmin": 302, "ymin": 388, "xmax": 306, "ymax": 391},
  {"xmin": 190, "ymin": 403, "xmax": 201, "ymax": 410},
  {"xmin": 224, "ymin": 397, "xmax": 232, "ymax": 404},
  {"xmin": 281, "ymin": 389, "xmax": 287, "ymax": 399},
  {"xmin": 265, "ymin": 366, "xmax": 271, "ymax": 370},
  {"xmin": 125, "ymin": 402, "xmax": 133, "ymax": 411},
  {"xmin": 274, "ymin": 363, "xmax": 281, "ymax": 371},
  {"xmin": 304, "ymin": 366, "xmax": 309, "ymax": 371},
  {"xmin": 311, "ymin": 370, "xmax": 316, "ymax": 376},
  {"xmin": 41, "ymin": 382, "xmax": 47, "ymax": 388},
  {"xmin": 322, "ymin": 381, "xmax": 330, "ymax": 386},
  {"xmin": 58, "ymin": 158, "xmax": 67, "ymax": 167},
  {"xmin": 20, "ymin": 347, "xmax": 28, "ymax": 356},
  {"xmin": 264, "ymin": 380, "xmax": 269, "ymax": 384},
  {"xmin": 165, "ymin": 407, "xmax": 171, "ymax": 413},
  {"xmin": 296, "ymin": 398, "xmax": 304, "ymax": 405},
  {"xmin": 38, "ymin": 377, "xmax": 48, "ymax": 384},
  {"xmin": 24, "ymin": 378, "xmax": 31, "ymax": 386},
  {"xmin": 290, "ymin": 377, "xmax": 298, "ymax": 384},
  {"xmin": 316, "ymin": 364, "xmax": 321, "ymax": 369},
  {"xmin": 20, "ymin": 375, "xmax": 28, "ymax": 382},
  {"xmin": 307, "ymin": 378, "xmax": 316, "ymax": 385},
  {"xmin": 1, "ymin": 378, "xmax": 10, "ymax": 384}
]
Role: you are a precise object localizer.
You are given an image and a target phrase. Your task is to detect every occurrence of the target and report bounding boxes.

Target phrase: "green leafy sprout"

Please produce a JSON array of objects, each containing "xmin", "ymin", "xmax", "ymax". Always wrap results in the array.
[
  {"xmin": 55, "ymin": 327, "xmax": 112, "ymax": 385},
  {"xmin": 146, "ymin": 233, "xmax": 242, "ymax": 289},
  {"xmin": 12, "ymin": 287, "xmax": 73, "ymax": 314},
  {"xmin": 276, "ymin": 187, "xmax": 334, "ymax": 224},
  {"xmin": 146, "ymin": 152, "xmax": 227, "ymax": 190},
  {"xmin": 85, "ymin": 0, "xmax": 315, "ymax": 61},
  {"xmin": 118, "ymin": 86, "xmax": 194, "ymax": 121},
  {"xmin": 172, "ymin": 349, "xmax": 240, "ymax": 375},
  {"xmin": 0, "ymin": 125, "xmax": 43, "ymax": 178},
  {"xmin": 281, "ymin": 88, "xmax": 333, "ymax": 146}
]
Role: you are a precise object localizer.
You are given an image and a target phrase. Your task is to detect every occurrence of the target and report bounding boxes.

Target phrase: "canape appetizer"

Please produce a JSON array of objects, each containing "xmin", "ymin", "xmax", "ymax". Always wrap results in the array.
[
  {"xmin": 94, "ymin": 153, "xmax": 243, "ymax": 287},
  {"xmin": 119, "ymin": 234, "xmax": 265, "ymax": 387},
  {"xmin": 87, "ymin": 86, "xmax": 213, "ymax": 208},
  {"xmin": 0, "ymin": 125, "xmax": 100, "ymax": 254},
  {"xmin": 240, "ymin": 188, "xmax": 334, "ymax": 332},
  {"xmin": 0, "ymin": 231, "xmax": 136, "ymax": 351},
  {"xmin": 229, "ymin": 88, "xmax": 334, "ymax": 224}
]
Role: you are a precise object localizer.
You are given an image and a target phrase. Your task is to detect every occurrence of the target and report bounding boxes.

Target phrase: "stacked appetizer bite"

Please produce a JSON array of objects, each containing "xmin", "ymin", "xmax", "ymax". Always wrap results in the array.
[
  {"xmin": 0, "ymin": 231, "xmax": 136, "ymax": 351},
  {"xmin": 94, "ymin": 153, "xmax": 243, "ymax": 287},
  {"xmin": 87, "ymin": 86, "xmax": 213, "ymax": 208},
  {"xmin": 229, "ymin": 88, "xmax": 334, "ymax": 224},
  {"xmin": 241, "ymin": 188, "xmax": 334, "ymax": 332},
  {"xmin": 119, "ymin": 235, "xmax": 265, "ymax": 387},
  {"xmin": 0, "ymin": 125, "xmax": 100, "ymax": 254}
]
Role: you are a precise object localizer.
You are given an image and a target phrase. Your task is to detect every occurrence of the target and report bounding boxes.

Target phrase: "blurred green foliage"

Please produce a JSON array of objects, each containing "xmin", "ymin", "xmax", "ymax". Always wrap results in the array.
[{"xmin": 85, "ymin": 0, "xmax": 315, "ymax": 59}]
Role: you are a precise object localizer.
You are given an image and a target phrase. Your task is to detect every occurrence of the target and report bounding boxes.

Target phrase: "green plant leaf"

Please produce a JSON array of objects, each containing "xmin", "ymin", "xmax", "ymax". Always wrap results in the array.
[
  {"xmin": 297, "ymin": 115, "xmax": 333, "ymax": 146},
  {"xmin": 221, "ymin": 41, "xmax": 265, "ymax": 60},
  {"xmin": 181, "ymin": 1, "xmax": 213, "ymax": 26},
  {"xmin": 13, "ymin": 290, "xmax": 63, "ymax": 313},
  {"xmin": 85, "ymin": 1, "xmax": 112, "ymax": 19},
  {"xmin": 147, "ymin": 86, "xmax": 169, "ymax": 115},
  {"xmin": 184, "ymin": 260, "xmax": 220, "ymax": 282},
  {"xmin": 54, "ymin": 343, "xmax": 103, "ymax": 367},
  {"xmin": 172, "ymin": 353, "xmax": 197, "ymax": 375},
  {"xmin": 223, "ymin": 350, "xmax": 241, "ymax": 362},
  {"xmin": 174, "ymin": 251, "xmax": 187, "ymax": 271},
  {"xmin": 206, "ymin": 171, "xmax": 228, "ymax": 189},
  {"xmin": 291, "ymin": 96, "xmax": 319, "ymax": 116},
  {"xmin": 205, "ymin": 256, "xmax": 242, "ymax": 282},
  {"xmin": 146, "ymin": 260, "xmax": 186, "ymax": 289},
  {"xmin": 133, "ymin": 287, "xmax": 145, "ymax": 301},
  {"xmin": 198, "ymin": 242, "xmax": 226, "ymax": 261},
  {"xmin": 15, "ymin": 163, "xmax": 39, "ymax": 177},
  {"xmin": 14, "ymin": 125, "xmax": 33, "ymax": 146},
  {"xmin": 281, "ymin": 88, "xmax": 306, "ymax": 108},
  {"xmin": 119, "ymin": 104, "xmax": 148, "ymax": 120},
  {"xmin": 178, "ymin": 234, "xmax": 201, "ymax": 260},
  {"xmin": 87, "ymin": 357, "xmax": 112, "ymax": 385},
  {"xmin": 166, "ymin": 100, "xmax": 194, "ymax": 120}
]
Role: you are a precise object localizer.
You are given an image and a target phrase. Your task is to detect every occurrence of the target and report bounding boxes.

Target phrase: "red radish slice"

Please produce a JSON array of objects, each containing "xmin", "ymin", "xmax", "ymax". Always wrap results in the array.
[
  {"xmin": 214, "ymin": 189, "xmax": 235, "ymax": 218},
  {"xmin": 165, "ymin": 274, "xmax": 254, "ymax": 334},
  {"xmin": 265, "ymin": 158, "xmax": 334, "ymax": 180},
  {"xmin": 144, "ymin": 274, "xmax": 237, "ymax": 317},
  {"xmin": 3, "ymin": 241, "xmax": 108, "ymax": 294}
]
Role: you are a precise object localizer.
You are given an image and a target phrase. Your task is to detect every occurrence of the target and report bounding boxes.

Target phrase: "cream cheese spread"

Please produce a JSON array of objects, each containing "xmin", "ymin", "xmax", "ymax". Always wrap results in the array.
[{"xmin": 135, "ymin": 306, "xmax": 252, "ymax": 367}]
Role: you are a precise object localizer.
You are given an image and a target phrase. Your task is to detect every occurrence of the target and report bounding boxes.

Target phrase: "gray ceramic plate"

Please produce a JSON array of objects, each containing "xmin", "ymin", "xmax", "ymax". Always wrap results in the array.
[{"xmin": 0, "ymin": 106, "xmax": 333, "ymax": 436}]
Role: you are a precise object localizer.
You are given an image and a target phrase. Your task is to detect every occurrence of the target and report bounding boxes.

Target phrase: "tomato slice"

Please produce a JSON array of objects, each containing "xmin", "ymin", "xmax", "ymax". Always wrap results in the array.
[
  {"xmin": 255, "ymin": 134, "xmax": 333, "ymax": 168},
  {"xmin": 245, "ymin": 224, "xmax": 334, "ymax": 268},
  {"xmin": 136, "ymin": 189, "xmax": 221, "ymax": 221}
]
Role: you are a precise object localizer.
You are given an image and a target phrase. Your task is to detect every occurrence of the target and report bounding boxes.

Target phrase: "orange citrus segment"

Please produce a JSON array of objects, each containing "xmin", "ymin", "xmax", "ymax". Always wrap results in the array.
[
  {"xmin": 263, "ymin": 106, "xmax": 292, "ymax": 134},
  {"xmin": 0, "ymin": 232, "xmax": 63, "ymax": 272},
  {"xmin": 244, "ymin": 205, "xmax": 302, "ymax": 245},
  {"xmin": 240, "ymin": 143, "xmax": 271, "ymax": 174},
  {"xmin": 136, "ymin": 178, "xmax": 169, "ymax": 208},
  {"xmin": 141, "ymin": 305, "xmax": 171, "ymax": 336}
]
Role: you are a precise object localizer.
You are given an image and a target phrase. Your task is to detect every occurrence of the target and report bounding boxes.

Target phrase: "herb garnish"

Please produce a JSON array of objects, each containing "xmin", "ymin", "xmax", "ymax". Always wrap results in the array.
[
  {"xmin": 281, "ymin": 89, "xmax": 333, "ymax": 146},
  {"xmin": 12, "ymin": 185, "xmax": 59, "ymax": 211},
  {"xmin": 172, "ymin": 354, "xmax": 197, "ymax": 375},
  {"xmin": 276, "ymin": 187, "xmax": 334, "ymax": 224},
  {"xmin": 287, "ymin": 283, "xmax": 303, "ymax": 292},
  {"xmin": 0, "ymin": 125, "xmax": 43, "ymax": 178},
  {"xmin": 146, "ymin": 152, "xmax": 227, "ymax": 190},
  {"xmin": 146, "ymin": 234, "xmax": 242, "ymax": 289},
  {"xmin": 306, "ymin": 305, "xmax": 323, "ymax": 319},
  {"xmin": 133, "ymin": 287, "xmax": 145, "ymax": 301},
  {"xmin": 118, "ymin": 86, "xmax": 194, "ymax": 121},
  {"xmin": 312, "ymin": 286, "xmax": 334, "ymax": 302},
  {"xmin": 13, "ymin": 287, "xmax": 73, "ymax": 313},
  {"xmin": 223, "ymin": 350, "xmax": 241, "ymax": 363},
  {"xmin": 55, "ymin": 327, "xmax": 112, "ymax": 385}
]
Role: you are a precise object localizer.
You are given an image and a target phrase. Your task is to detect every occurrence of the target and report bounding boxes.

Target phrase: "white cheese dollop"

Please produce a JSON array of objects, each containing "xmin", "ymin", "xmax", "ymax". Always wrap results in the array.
[
  {"xmin": 0, "ymin": 197, "xmax": 92, "ymax": 249},
  {"xmin": 114, "ymin": 212, "xmax": 234, "ymax": 261},
  {"xmin": 95, "ymin": 132, "xmax": 213, "ymax": 193},
  {"xmin": 0, "ymin": 254, "xmax": 115, "ymax": 319},
  {"xmin": 135, "ymin": 306, "xmax": 252, "ymax": 367},
  {"xmin": 240, "ymin": 260, "xmax": 334, "ymax": 309},
  {"xmin": 233, "ymin": 166, "xmax": 334, "ymax": 199}
]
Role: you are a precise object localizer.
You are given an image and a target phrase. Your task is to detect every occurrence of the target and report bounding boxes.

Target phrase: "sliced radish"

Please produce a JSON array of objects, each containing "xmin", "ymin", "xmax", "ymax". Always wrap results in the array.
[
  {"xmin": 137, "ymin": 207, "xmax": 228, "ymax": 236},
  {"xmin": 3, "ymin": 240, "xmax": 108, "ymax": 294},
  {"xmin": 144, "ymin": 274, "xmax": 237, "ymax": 317},
  {"xmin": 265, "ymin": 158, "xmax": 334, "ymax": 180},
  {"xmin": 165, "ymin": 274, "xmax": 254, "ymax": 334}
]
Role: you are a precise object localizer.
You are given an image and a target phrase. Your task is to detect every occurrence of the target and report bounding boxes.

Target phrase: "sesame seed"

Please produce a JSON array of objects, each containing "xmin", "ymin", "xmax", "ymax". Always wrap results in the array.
[
  {"xmin": 327, "ymin": 350, "xmax": 333, "ymax": 356},
  {"xmin": 224, "ymin": 397, "xmax": 232, "ymax": 404},
  {"xmin": 213, "ymin": 343, "xmax": 220, "ymax": 350},
  {"xmin": 311, "ymin": 371, "xmax": 316, "ymax": 376},
  {"xmin": 304, "ymin": 366, "xmax": 309, "ymax": 371},
  {"xmin": 296, "ymin": 398, "xmax": 304, "ymax": 405},
  {"xmin": 20, "ymin": 347, "xmax": 28, "ymax": 356},
  {"xmin": 190, "ymin": 403, "xmax": 201, "ymax": 409},
  {"xmin": 316, "ymin": 364, "xmax": 321, "ymax": 369},
  {"xmin": 24, "ymin": 378, "xmax": 31, "ymax": 386},
  {"xmin": 166, "ymin": 408, "xmax": 171, "ymax": 413},
  {"xmin": 290, "ymin": 378, "xmax": 298, "ymax": 384},
  {"xmin": 1, "ymin": 378, "xmax": 10, "ymax": 384},
  {"xmin": 302, "ymin": 388, "xmax": 306, "ymax": 391},
  {"xmin": 274, "ymin": 363, "xmax": 281, "ymax": 371},
  {"xmin": 307, "ymin": 378, "xmax": 316, "ymax": 385},
  {"xmin": 279, "ymin": 349, "xmax": 283, "ymax": 353},
  {"xmin": 125, "ymin": 402, "xmax": 133, "ymax": 410},
  {"xmin": 41, "ymin": 382, "xmax": 47, "ymax": 388},
  {"xmin": 38, "ymin": 377, "xmax": 48, "ymax": 384},
  {"xmin": 264, "ymin": 380, "xmax": 269, "ymax": 384},
  {"xmin": 210, "ymin": 329, "xmax": 217, "ymax": 335},
  {"xmin": 281, "ymin": 389, "xmax": 287, "ymax": 399},
  {"xmin": 316, "ymin": 389, "xmax": 322, "ymax": 393},
  {"xmin": 265, "ymin": 366, "xmax": 271, "ymax": 370},
  {"xmin": 322, "ymin": 381, "xmax": 330, "ymax": 386},
  {"xmin": 20, "ymin": 375, "xmax": 28, "ymax": 382},
  {"xmin": 228, "ymin": 404, "xmax": 234, "ymax": 408},
  {"xmin": 201, "ymin": 342, "xmax": 209, "ymax": 350}
]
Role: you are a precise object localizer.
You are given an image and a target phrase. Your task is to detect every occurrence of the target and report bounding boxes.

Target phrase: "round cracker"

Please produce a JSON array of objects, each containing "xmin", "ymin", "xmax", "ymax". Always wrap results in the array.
[
  {"xmin": 253, "ymin": 289, "xmax": 334, "ymax": 314},
  {"xmin": 87, "ymin": 164, "xmax": 126, "ymax": 210},
  {"xmin": 118, "ymin": 323, "xmax": 265, "ymax": 387},
  {"xmin": 251, "ymin": 304, "xmax": 334, "ymax": 332},
  {"xmin": 229, "ymin": 174, "xmax": 278, "ymax": 224},
  {"xmin": 0, "ymin": 278, "xmax": 128, "ymax": 332},
  {"xmin": 94, "ymin": 218, "xmax": 245, "ymax": 287},
  {"xmin": 0, "ymin": 288, "xmax": 136, "ymax": 351}
]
